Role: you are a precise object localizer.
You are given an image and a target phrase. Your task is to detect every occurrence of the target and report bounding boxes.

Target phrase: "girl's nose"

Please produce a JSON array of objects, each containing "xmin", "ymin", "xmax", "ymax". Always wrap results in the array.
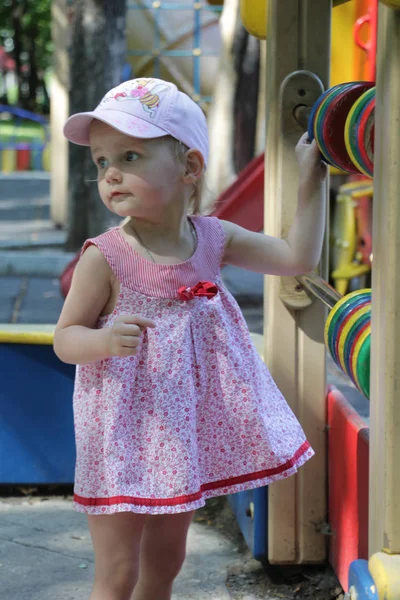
[{"xmin": 106, "ymin": 166, "xmax": 122, "ymax": 183}]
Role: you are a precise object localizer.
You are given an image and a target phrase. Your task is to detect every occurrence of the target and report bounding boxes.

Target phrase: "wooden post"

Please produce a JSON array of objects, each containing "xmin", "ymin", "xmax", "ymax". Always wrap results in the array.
[
  {"xmin": 367, "ymin": 6, "xmax": 400, "ymax": 595},
  {"xmin": 368, "ymin": 3, "xmax": 400, "ymax": 559},
  {"xmin": 263, "ymin": 0, "xmax": 330, "ymax": 563}
]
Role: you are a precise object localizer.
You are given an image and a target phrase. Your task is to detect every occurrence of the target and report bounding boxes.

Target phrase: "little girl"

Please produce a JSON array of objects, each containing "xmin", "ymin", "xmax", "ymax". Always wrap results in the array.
[{"xmin": 55, "ymin": 77, "xmax": 326, "ymax": 600}]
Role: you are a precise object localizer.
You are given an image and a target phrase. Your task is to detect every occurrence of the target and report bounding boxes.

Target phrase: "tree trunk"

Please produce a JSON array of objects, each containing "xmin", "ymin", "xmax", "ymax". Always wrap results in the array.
[
  {"xmin": 12, "ymin": 0, "xmax": 24, "ymax": 106},
  {"xmin": 28, "ymin": 21, "xmax": 39, "ymax": 111},
  {"xmin": 66, "ymin": 0, "xmax": 127, "ymax": 251},
  {"xmin": 232, "ymin": 23, "xmax": 260, "ymax": 173}
]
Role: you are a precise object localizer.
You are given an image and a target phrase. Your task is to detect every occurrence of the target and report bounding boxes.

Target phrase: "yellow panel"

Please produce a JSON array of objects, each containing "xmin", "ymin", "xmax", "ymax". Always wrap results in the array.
[
  {"xmin": 42, "ymin": 144, "xmax": 51, "ymax": 172},
  {"xmin": 0, "ymin": 324, "xmax": 55, "ymax": 345},
  {"xmin": 331, "ymin": 0, "xmax": 357, "ymax": 86},
  {"xmin": 369, "ymin": 553, "xmax": 400, "ymax": 599},
  {"xmin": 1, "ymin": 149, "xmax": 16, "ymax": 173},
  {"xmin": 240, "ymin": 0, "xmax": 267, "ymax": 40}
]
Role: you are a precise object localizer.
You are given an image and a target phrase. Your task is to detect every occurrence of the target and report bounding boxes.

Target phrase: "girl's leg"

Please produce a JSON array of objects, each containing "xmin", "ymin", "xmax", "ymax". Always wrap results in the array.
[
  {"xmin": 88, "ymin": 512, "xmax": 146, "ymax": 600},
  {"xmin": 131, "ymin": 510, "xmax": 194, "ymax": 600}
]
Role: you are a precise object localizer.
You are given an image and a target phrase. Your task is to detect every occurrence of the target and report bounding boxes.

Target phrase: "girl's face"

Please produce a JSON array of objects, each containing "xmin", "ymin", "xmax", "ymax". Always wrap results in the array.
[{"xmin": 90, "ymin": 121, "xmax": 185, "ymax": 220}]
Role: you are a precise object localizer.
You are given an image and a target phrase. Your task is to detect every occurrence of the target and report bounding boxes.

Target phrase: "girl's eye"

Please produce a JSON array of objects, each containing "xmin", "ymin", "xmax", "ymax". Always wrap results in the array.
[
  {"xmin": 126, "ymin": 151, "xmax": 140, "ymax": 162},
  {"xmin": 96, "ymin": 157, "xmax": 108, "ymax": 169}
]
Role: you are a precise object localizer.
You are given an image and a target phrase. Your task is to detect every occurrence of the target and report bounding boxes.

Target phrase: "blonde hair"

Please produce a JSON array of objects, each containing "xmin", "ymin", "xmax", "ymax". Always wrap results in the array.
[{"xmin": 173, "ymin": 139, "xmax": 205, "ymax": 215}]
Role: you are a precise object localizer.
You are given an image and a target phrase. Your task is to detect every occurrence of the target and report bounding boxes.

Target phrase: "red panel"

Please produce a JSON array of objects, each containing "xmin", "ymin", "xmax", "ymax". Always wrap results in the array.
[
  {"xmin": 16, "ymin": 149, "xmax": 31, "ymax": 171},
  {"xmin": 327, "ymin": 385, "xmax": 369, "ymax": 592},
  {"xmin": 212, "ymin": 153, "xmax": 264, "ymax": 232}
]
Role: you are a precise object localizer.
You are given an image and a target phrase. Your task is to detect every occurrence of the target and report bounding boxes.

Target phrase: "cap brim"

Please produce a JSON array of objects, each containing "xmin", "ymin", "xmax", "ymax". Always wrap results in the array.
[{"xmin": 63, "ymin": 108, "xmax": 169, "ymax": 145}]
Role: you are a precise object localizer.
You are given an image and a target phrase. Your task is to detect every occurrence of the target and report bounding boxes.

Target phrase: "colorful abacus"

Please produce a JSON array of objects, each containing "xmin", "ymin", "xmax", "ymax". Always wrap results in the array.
[
  {"xmin": 324, "ymin": 289, "xmax": 371, "ymax": 398},
  {"xmin": 308, "ymin": 82, "xmax": 375, "ymax": 178}
]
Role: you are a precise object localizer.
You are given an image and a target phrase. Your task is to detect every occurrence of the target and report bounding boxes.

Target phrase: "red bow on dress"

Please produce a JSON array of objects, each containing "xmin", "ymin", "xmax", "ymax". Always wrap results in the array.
[{"xmin": 178, "ymin": 281, "xmax": 219, "ymax": 301}]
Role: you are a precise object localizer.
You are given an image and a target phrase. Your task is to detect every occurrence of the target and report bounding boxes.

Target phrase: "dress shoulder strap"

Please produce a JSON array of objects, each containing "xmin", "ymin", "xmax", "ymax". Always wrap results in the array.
[
  {"xmin": 191, "ymin": 215, "xmax": 226, "ymax": 272},
  {"xmin": 81, "ymin": 228, "xmax": 127, "ymax": 282}
]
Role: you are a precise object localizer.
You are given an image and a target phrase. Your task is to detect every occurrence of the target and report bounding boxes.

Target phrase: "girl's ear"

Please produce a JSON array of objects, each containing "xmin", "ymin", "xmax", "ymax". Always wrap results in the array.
[{"xmin": 182, "ymin": 149, "xmax": 204, "ymax": 184}]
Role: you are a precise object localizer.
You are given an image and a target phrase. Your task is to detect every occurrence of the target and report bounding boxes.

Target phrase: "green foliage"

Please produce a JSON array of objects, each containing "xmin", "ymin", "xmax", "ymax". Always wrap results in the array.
[
  {"xmin": 0, "ymin": 0, "xmax": 53, "ymax": 69},
  {"xmin": 0, "ymin": 0, "xmax": 53, "ymax": 111}
]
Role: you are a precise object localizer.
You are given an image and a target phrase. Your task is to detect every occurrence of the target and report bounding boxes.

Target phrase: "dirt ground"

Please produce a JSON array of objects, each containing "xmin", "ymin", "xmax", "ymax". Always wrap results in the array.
[{"xmin": 195, "ymin": 498, "xmax": 345, "ymax": 600}]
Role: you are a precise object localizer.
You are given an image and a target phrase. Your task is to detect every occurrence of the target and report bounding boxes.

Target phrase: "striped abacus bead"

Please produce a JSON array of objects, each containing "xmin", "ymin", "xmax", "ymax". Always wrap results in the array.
[
  {"xmin": 315, "ymin": 84, "xmax": 355, "ymax": 170},
  {"xmin": 308, "ymin": 83, "xmax": 353, "ymax": 168},
  {"xmin": 320, "ymin": 82, "xmax": 374, "ymax": 173},
  {"xmin": 308, "ymin": 81, "xmax": 375, "ymax": 174},
  {"xmin": 325, "ymin": 290, "xmax": 370, "ymax": 366},
  {"xmin": 351, "ymin": 323, "xmax": 371, "ymax": 398},
  {"xmin": 325, "ymin": 290, "xmax": 371, "ymax": 398},
  {"xmin": 345, "ymin": 87, "xmax": 375, "ymax": 178},
  {"xmin": 308, "ymin": 84, "xmax": 350, "ymax": 144}
]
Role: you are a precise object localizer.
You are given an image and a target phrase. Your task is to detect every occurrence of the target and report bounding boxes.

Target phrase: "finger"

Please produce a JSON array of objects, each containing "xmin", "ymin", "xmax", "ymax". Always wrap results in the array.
[
  {"xmin": 117, "ymin": 346, "xmax": 138, "ymax": 357},
  {"xmin": 121, "ymin": 315, "xmax": 157, "ymax": 329},
  {"xmin": 298, "ymin": 131, "xmax": 310, "ymax": 145},
  {"xmin": 309, "ymin": 139, "xmax": 321, "ymax": 157},
  {"xmin": 120, "ymin": 335, "xmax": 141, "ymax": 348},
  {"xmin": 116, "ymin": 323, "xmax": 142, "ymax": 337}
]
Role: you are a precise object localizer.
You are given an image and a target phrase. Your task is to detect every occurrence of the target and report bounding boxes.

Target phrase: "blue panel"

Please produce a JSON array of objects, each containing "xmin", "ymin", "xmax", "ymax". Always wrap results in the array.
[
  {"xmin": 0, "ymin": 343, "xmax": 76, "ymax": 484},
  {"xmin": 348, "ymin": 560, "xmax": 378, "ymax": 599},
  {"xmin": 253, "ymin": 487, "xmax": 268, "ymax": 561},
  {"xmin": 228, "ymin": 486, "xmax": 268, "ymax": 562}
]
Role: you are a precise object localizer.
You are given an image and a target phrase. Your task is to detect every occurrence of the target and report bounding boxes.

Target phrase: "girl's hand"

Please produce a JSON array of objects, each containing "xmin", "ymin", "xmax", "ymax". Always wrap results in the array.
[
  {"xmin": 295, "ymin": 132, "xmax": 327, "ymax": 196},
  {"xmin": 108, "ymin": 314, "xmax": 156, "ymax": 357}
]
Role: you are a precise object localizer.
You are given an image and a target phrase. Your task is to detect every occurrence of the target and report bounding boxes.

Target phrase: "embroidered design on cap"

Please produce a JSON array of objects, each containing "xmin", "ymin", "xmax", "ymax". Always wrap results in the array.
[{"xmin": 101, "ymin": 79, "xmax": 170, "ymax": 118}]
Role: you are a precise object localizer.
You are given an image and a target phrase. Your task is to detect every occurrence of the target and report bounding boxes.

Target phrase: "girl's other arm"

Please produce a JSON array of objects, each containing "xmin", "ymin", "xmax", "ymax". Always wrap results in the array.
[
  {"xmin": 53, "ymin": 245, "xmax": 114, "ymax": 364},
  {"xmin": 221, "ymin": 134, "xmax": 326, "ymax": 276}
]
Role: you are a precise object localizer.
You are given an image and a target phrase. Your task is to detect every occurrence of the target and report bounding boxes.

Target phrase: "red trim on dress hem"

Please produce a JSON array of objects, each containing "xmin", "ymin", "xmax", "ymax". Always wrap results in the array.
[{"xmin": 74, "ymin": 441, "xmax": 311, "ymax": 508}]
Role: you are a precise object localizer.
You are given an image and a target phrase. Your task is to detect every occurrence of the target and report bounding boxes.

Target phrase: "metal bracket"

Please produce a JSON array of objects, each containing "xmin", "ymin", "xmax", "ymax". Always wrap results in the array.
[{"xmin": 278, "ymin": 70, "xmax": 325, "ymax": 309}]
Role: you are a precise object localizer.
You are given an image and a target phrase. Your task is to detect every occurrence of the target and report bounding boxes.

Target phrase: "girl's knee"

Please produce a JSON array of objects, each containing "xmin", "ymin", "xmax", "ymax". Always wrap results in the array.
[
  {"xmin": 151, "ymin": 547, "xmax": 187, "ymax": 583},
  {"xmin": 139, "ymin": 511, "xmax": 193, "ymax": 584},
  {"xmin": 166, "ymin": 548, "xmax": 186, "ymax": 580},
  {"xmin": 94, "ymin": 558, "xmax": 139, "ymax": 597}
]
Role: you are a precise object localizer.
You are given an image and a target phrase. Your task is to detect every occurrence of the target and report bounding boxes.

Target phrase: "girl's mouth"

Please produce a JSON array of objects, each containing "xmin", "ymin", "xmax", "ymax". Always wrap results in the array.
[{"xmin": 111, "ymin": 191, "xmax": 129, "ymax": 199}]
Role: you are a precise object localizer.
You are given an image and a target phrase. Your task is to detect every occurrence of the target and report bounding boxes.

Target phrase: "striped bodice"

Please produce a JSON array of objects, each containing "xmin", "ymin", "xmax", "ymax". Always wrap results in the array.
[{"xmin": 82, "ymin": 216, "xmax": 225, "ymax": 298}]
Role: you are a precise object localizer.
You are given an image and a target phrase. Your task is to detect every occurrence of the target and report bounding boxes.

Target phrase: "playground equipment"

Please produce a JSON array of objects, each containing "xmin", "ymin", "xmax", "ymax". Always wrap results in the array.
[
  {"xmin": 0, "ymin": 105, "xmax": 50, "ymax": 172},
  {"xmin": 237, "ymin": 0, "xmax": 400, "ymax": 596}
]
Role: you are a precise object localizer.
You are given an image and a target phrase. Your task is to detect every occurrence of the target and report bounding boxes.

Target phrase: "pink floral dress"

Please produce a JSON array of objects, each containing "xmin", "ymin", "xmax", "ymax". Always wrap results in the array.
[{"xmin": 72, "ymin": 216, "xmax": 314, "ymax": 515}]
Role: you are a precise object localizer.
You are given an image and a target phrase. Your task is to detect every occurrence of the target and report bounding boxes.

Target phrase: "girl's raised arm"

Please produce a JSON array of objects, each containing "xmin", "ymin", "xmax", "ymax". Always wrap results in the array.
[{"xmin": 221, "ymin": 135, "xmax": 326, "ymax": 277}]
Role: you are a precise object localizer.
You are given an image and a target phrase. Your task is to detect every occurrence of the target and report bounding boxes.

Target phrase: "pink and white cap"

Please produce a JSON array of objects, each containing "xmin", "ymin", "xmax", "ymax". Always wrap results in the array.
[{"xmin": 63, "ymin": 78, "xmax": 209, "ymax": 166}]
